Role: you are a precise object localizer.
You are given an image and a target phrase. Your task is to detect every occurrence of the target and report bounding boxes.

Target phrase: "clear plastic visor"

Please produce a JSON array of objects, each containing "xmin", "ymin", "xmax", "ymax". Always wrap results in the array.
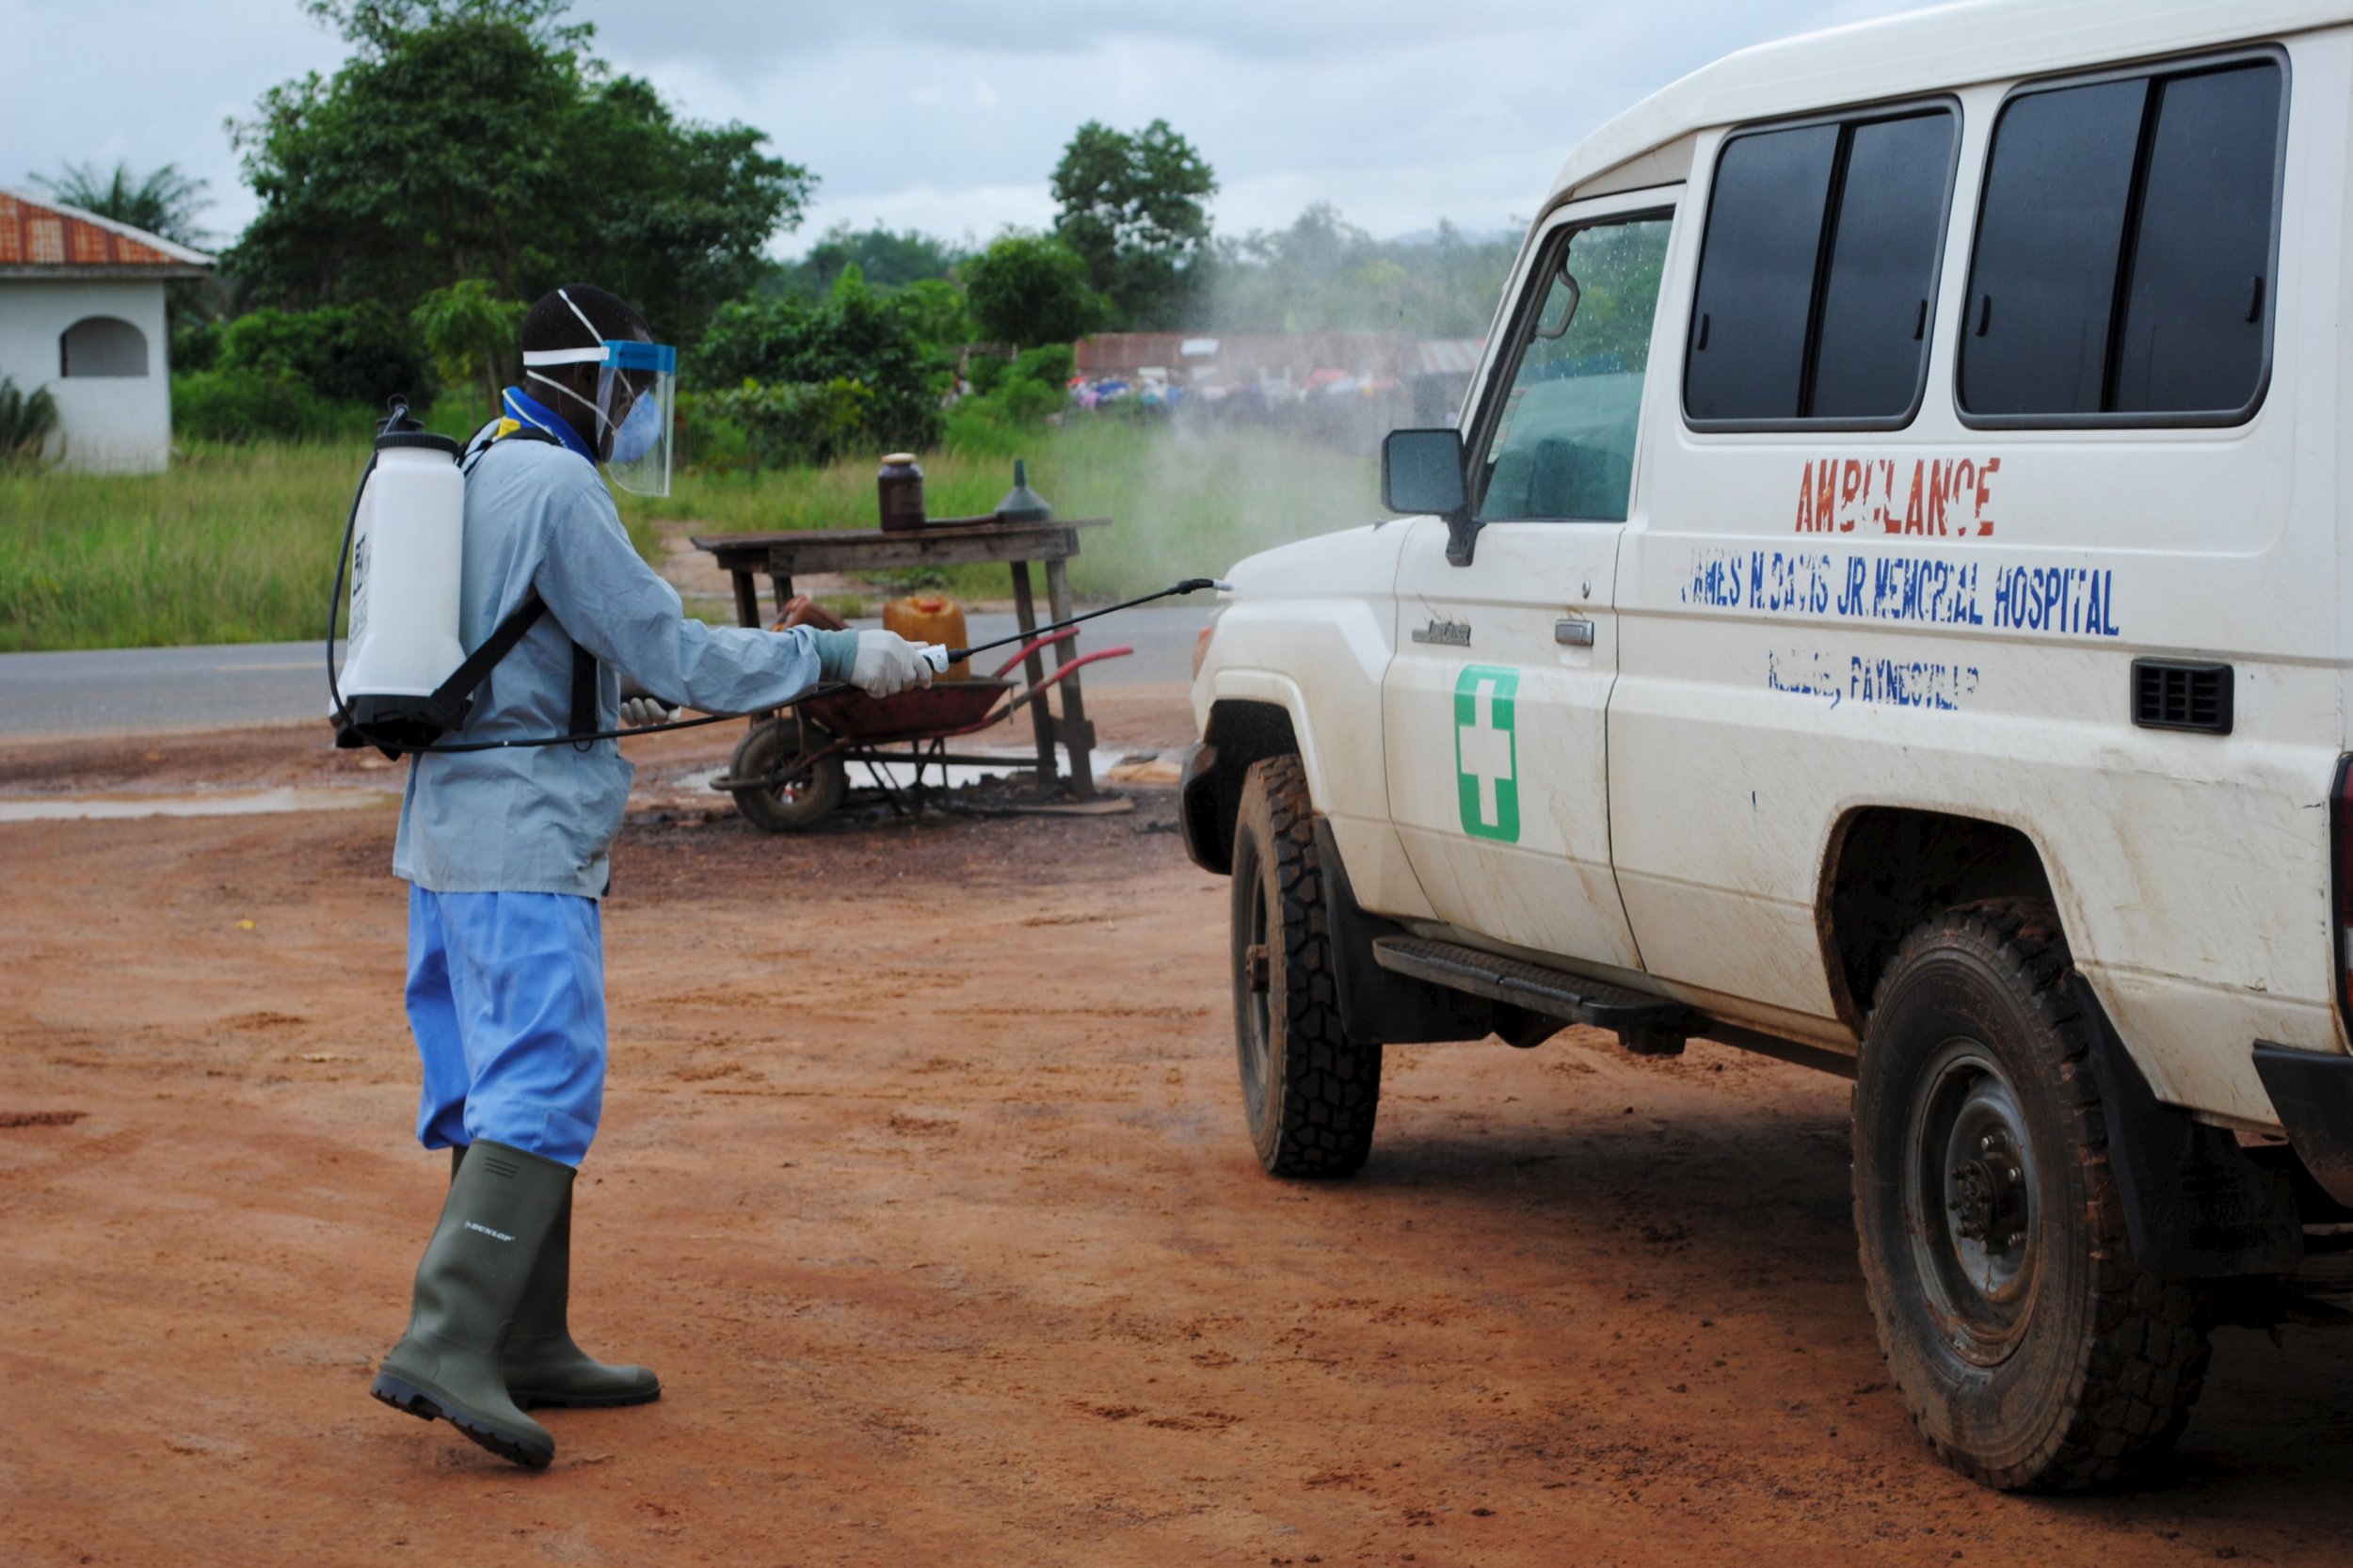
[
  {"xmin": 520, "ymin": 337, "xmax": 677, "ymax": 497},
  {"xmin": 596, "ymin": 340, "xmax": 676, "ymax": 498}
]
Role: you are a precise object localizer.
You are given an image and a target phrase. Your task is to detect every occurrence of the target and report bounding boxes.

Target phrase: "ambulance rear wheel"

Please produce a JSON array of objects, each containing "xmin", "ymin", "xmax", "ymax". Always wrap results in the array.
[
  {"xmin": 730, "ymin": 716, "xmax": 845, "ymax": 833},
  {"xmin": 1852, "ymin": 900, "xmax": 2209, "ymax": 1491},
  {"xmin": 1229, "ymin": 754, "xmax": 1382, "ymax": 1176}
]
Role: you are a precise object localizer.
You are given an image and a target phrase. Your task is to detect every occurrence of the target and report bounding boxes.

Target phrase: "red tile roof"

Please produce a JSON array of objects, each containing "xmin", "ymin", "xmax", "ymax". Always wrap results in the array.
[{"xmin": 0, "ymin": 189, "xmax": 213, "ymax": 273}]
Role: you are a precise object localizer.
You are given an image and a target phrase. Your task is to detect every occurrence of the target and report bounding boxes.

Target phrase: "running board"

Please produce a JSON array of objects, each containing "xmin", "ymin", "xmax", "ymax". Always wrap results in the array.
[{"xmin": 1370, "ymin": 936, "xmax": 1696, "ymax": 1043}]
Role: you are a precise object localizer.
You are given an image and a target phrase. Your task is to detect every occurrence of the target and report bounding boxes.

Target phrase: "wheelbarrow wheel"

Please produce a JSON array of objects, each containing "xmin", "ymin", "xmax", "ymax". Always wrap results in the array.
[{"xmin": 729, "ymin": 716, "xmax": 845, "ymax": 833}]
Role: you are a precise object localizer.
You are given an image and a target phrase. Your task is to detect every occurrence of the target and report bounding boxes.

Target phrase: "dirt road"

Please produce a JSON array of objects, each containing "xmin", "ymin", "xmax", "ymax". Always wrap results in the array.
[{"xmin": 3, "ymin": 687, "xmax": 2349, "ymax": 1566}]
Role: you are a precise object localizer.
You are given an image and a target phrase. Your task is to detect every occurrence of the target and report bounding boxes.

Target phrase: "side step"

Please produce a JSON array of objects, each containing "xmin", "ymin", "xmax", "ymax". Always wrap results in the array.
[{"xmin": 1371, "ymin": 936, "xmax": 1696, "ymax": 1040}]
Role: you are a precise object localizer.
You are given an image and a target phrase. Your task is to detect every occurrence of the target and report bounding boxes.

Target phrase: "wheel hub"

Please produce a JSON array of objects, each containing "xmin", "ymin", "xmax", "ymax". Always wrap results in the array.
[
  {"xmin": 1949, "ymin": 1132, "xmax": 2028, "ymax": 1247},
  {"xmin": 1904, "ymin": 1043, "xmax": 2040, "ymax": 1366}
]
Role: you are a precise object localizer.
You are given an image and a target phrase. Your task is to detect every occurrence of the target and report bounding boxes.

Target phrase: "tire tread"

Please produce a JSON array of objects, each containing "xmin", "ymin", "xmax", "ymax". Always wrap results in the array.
[{"xmin": 1241, "ymin": 756, "xmax": 1382, "ymax": 1176}]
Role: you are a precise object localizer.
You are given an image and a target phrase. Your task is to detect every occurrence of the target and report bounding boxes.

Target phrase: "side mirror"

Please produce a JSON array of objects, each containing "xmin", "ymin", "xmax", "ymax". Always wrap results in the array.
[{"xmin": 1382, "ymin": 427, "xmax": 1481, "ymax": 566}]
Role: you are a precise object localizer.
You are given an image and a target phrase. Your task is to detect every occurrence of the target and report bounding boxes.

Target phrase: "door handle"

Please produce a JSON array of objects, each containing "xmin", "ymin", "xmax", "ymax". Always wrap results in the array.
[{"xmin": 1555, "ymin": 617, "xmax": 1595, "ymax": 648}]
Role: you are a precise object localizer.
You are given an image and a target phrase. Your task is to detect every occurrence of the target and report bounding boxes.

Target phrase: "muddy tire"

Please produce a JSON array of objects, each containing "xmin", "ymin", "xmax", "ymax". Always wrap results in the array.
[
  {"xmin": 1229, "ymin": 755, "xmax": 1382, "ymax": 1176},
  {"xmin": 1852, "ymin": 900, "xmax": 2209, "ymax": 1492},
  {"xmin": 729, "ymin": 716, "xmax": 845, "ymax": 834}
]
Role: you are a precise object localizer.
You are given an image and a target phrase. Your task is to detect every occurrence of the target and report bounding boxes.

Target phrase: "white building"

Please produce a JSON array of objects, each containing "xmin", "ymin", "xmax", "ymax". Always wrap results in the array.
[{"xmin": 0, "ymin": 188, "xmax": 214, "ymax": 472}]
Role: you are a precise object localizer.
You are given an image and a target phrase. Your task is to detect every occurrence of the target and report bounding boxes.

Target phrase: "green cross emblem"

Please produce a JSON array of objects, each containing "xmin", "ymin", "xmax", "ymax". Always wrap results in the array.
[{"xmin": 1454, "ymin": 664, "xmax": 1519, "ymax": 842}]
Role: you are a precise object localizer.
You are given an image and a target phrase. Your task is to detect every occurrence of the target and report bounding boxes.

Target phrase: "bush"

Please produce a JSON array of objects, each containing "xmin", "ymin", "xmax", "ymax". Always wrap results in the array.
[
  {"xmin": 172, "ymin": 368, "xmax": 375, "ymax": 444},
  {"xmin": 704, "ymin": 377, "xmax": 876, "ymax": 470},
  {"xmin": 1011, "ymin": 343, "xmax": 1075, "ymax": 387},
  {"xmin": 695, "ymin": 269, "xmax": 945, "ymax": 452},
  {"xmin": 947, "ymin": 341, "xmax": 1075, "ymax": 436},
  {"xmin": 217, "ymin": 302, "xmax": 432, "ymax": 408},
  {"xmin": 1, "ymin": 377, "xmax": 60, "ymax": 466}
]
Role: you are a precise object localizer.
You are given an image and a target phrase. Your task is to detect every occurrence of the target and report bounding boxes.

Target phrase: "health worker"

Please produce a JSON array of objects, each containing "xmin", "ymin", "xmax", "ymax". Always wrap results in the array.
[{"xmin": 368, "ymin": 283, "xmax": 934, "ymax": 1468}]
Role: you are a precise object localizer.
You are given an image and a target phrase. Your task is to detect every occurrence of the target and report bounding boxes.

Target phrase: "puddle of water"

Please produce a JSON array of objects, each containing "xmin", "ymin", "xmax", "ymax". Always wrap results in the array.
[{"xmin": 0, "ymin": 787, "xmax": 400, "ymax": 824}]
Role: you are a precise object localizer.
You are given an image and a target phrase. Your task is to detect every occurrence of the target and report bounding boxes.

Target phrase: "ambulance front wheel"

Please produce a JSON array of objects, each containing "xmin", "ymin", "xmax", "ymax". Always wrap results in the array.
[
  {"xmin": 1229, "ymin": 754, "xmax": 1383, "ymax": 1176},
  {"xmin": 729, "ymin": 716, "xmax": 845, "ymax": 833}
]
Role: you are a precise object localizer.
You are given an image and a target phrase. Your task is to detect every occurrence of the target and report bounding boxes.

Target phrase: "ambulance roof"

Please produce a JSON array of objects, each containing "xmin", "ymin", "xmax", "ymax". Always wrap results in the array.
[{"xmin": 1554, "ymin": 0, "xmax": 2353, "ymax": 203}]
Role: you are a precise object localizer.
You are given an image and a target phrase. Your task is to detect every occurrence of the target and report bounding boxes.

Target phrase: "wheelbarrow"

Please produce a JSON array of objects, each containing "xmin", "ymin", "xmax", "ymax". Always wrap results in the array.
[{"xmin": 713, "ymin": 628, "xmax": 1132, "ymax": 831}]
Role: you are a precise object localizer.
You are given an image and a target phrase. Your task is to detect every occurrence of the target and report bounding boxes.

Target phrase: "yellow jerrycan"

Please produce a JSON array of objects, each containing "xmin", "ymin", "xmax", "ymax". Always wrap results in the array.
[{"xmin": 883, "ymin": 594, "xmax": 971, "ymax": 680}]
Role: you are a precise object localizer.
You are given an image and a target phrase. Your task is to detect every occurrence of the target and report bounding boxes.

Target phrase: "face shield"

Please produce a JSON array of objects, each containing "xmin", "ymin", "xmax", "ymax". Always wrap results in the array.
[{"xmin": 520, "ymin": 291, "xmax": 678, "ymax": 497}]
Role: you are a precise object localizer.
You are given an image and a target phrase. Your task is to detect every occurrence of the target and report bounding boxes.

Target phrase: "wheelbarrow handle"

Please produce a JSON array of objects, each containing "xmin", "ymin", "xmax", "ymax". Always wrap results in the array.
[
  {"xmin": 984, "ymin": 627, "xmax": 1080, "ymax": 680},
  {"xmin": 990, "ymin": 645, "xmax": 1133, "ymax": 722},
  {"xmin": 1030, "ymin": 643, "xmax": 1131, "ymax": 690}
]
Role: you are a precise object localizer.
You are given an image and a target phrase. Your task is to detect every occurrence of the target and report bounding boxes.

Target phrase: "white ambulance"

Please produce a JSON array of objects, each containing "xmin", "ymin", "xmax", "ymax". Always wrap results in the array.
[{"xmin": 1182, "ymin": 0, "xmax": 2353, "ymax": 1492}]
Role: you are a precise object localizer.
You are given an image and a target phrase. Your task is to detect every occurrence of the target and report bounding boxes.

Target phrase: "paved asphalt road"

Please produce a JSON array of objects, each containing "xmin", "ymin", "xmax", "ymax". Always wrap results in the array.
[{"xmin": 0, "ymin": 606, "xmax": 1216, "ymax": 742}]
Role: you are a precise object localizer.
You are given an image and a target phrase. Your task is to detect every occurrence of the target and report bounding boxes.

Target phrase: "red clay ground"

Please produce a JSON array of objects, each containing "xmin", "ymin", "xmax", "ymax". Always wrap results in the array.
[{"xmin": 3, "ymin": 684, "xmax": 2350, "ymax": 1566}]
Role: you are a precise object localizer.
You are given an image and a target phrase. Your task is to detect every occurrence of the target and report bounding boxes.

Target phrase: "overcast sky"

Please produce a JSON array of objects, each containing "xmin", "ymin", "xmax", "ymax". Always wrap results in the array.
[{"xmin": 6, "ymin": 0, "xmax": 1932, "ymax": 258}]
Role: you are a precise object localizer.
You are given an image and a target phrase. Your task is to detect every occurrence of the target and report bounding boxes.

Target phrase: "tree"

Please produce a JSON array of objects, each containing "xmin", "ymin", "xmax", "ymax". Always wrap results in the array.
[
  {"xmin": 1049, "ymin": 119, "xmax": 1216, "ymax": 329},
  {"xmin": 411, "ymin": 280, "xmax": 525, "ymax": 410},
  {"xmin": 776, "ymin": 223, "xmax": 968, "ymax": 298},
  {"xmin": 30, "ymin": 161, "xmax": 211, "ymax": 248},
  {"xmin": 230, "ymin": 0, "xmax": 809, "ymax": 346},
  {"xmin": 32, "ymin": 161, "xmax": 220, "ymax": 335},
  {"xmin": 960, "ymin": 232, "xmax": 1101, "ymax": 348},
  {"xmin": 1206, "ymin": 204, "xmax": 1520, "ymax": 337}
]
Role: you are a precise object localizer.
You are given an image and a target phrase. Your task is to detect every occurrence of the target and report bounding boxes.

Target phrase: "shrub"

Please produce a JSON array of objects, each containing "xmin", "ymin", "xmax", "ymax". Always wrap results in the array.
[
  {"xmin": 696, "ymin": 269, "xmax": 944, "ymax": 452},
  {"xmin": 0, "ymin": 377, "xmax": 60, "ymax": 466},
  {"xmin": 172, "ymin": 368, "xmax": 374, "ymax": 444},
  {"xmin": 704, "ymin": 377, "xmax": 877, "ymax": 470},
  {"xmin": 1011, "ymin": 342, "xmax": 1075, "ymax": 387},
  {"xmin": 217, "ymin": 302, "xmax": 432, "ymax": 408},
  {"xmin": 948, "ymin": 341, "xmax": 1075, "ymax": 435}
]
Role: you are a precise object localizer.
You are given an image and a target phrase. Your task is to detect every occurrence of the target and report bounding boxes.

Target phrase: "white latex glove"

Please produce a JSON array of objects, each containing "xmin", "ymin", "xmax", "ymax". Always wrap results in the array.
[
  {"xmin": 849, "ymin": 630, "xmax": 936, "ymax": 697},
  {"xmin": 618, "ymin": 696, "xmax": 679, "ymax": 728}
]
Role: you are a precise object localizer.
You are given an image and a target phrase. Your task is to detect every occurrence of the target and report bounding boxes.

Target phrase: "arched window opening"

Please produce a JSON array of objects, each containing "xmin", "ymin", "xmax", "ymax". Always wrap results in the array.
[{"xmin": 60, "ymin": 316, "xmax": 149, "ymax": 377}]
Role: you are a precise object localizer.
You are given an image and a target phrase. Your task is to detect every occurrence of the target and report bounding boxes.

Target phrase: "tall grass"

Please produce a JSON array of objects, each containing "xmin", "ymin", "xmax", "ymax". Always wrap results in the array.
[
  {"xmin": 0, "ymin": 442, "xmax": 358, "ymax": 652},
  {"xmin": 1, "ymin": 418, "xmax": 1376, "ymax": 651},
  {"xmin": 0, "ymin": 436, "xmax": 663, "ymax": 653}
]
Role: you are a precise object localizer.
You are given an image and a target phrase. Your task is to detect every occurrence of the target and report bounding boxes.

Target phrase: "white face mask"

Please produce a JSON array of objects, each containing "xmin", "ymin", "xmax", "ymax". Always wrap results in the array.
[{"xmin": 609, "ymin": 392, "xmax": 662, "ymax": 464}]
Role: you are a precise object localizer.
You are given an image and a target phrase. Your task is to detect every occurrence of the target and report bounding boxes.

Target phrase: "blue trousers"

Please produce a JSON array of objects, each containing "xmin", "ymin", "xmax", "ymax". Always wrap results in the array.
[{"xmin": 406, "ymin": 886, "xmax": 606, "ymax": 1168}]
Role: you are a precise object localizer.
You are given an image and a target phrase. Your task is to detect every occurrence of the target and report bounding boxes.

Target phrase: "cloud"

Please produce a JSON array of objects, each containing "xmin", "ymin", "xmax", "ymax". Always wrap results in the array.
[{"xmin": 6, "ymin": 0, "xmax": 1929, "ymax": 254}]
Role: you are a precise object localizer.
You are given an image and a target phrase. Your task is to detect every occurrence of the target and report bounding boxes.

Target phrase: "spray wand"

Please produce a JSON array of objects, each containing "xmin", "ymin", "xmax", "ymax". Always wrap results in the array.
[
  {"xmin": 406, "ymin": 577, "xmax": 1231, "ymax": 754},
  {"xmin": 920, "ymin": 577, "xmax": 1232, "ymax": 673}
]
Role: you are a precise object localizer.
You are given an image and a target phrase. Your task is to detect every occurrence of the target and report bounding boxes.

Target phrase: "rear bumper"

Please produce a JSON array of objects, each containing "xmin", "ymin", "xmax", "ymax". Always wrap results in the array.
[{"xmin": 2254, "ymin": 1042, "xmax": 2353, "ymax": 1208}]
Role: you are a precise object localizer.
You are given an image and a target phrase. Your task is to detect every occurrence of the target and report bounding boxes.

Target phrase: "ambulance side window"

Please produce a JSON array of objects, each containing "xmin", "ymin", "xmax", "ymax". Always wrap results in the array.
[
  {"xmin": 1960, "ymin": 56, "xmax": 2283, "ymax": 424},
  {"xmin": 1684, "ymin": 104, "xmax": 1959, "ymax": 428},
  {"xmin": 1474, "ymin": 216, "xmax": 1673, "ymax": 524}
]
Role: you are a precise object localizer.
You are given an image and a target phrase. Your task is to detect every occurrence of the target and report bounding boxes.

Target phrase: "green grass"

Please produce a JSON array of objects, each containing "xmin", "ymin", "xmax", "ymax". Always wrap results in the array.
[
  {"xmin": 629, "ymin": 417, "xmax": 1378, "ymax": 605},
  {"xmin": 0, "ymin": 420, "xmax": 1374, "ymax": 651},
  {"xmin": 0, "ymin": 442, "xmax": 362, "ymax": 652}
]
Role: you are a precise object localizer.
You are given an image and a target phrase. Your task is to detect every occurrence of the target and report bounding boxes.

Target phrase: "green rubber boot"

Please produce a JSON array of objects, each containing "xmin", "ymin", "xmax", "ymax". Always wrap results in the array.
[
  {"xmin": 450, "ymin": 1146, "xmax": 662, "ymax": 1409},
  {"xmin": 371, "ymin": 1141, "xmax": 568, "ymax": 1468}
]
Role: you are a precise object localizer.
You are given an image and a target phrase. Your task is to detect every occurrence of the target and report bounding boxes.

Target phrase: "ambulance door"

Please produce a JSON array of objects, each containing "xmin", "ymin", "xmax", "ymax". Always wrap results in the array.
[{"xmin": 1382, "ymin": 200, "xmax": 1675, "ymax": 972}]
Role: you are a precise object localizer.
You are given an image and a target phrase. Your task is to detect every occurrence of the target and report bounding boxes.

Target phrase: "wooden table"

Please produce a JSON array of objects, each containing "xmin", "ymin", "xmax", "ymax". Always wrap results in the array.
[{"xmin": 691, "ymin": 517, "xmax": 1113, "ymax": 798}]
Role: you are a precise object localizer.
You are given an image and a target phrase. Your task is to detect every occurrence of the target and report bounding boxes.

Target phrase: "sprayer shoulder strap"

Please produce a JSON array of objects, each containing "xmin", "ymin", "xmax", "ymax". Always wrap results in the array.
[
  {"xmin": 432, "ymin": 423, "xmax": 600, "ymax": 739},
  {"xmin": 428, "ymin": 596, "xmax": 549, "ymax": 713},
  {"xmin": 421, "ymin": 596, "xmax": 600, "ymax": 740}
]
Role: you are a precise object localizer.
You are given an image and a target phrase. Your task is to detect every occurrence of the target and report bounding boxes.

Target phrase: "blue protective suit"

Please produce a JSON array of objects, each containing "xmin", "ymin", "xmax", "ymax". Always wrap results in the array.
[{"xmin": 396, "ymin": 391, "xmax": 856, "ymax": 1164}]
